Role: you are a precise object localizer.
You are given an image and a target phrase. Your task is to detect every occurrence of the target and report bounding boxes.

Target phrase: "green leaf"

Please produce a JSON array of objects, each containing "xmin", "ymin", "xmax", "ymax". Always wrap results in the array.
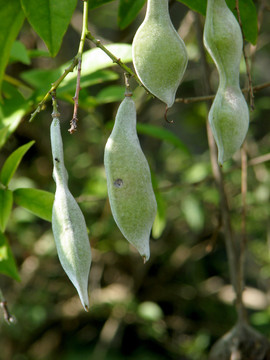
[
  {"xmin": 176, "ymin": 0, "xmax": 206, "ymax": 15},
  {"xmin": 118, "ymin": 0, "xmax": 146, "ymax": 29},
  {"xmin": 20, "ymin": 0, "xmax": 77, "ymax": 56},
  {"xmin": 0, "ymin": 83, "xmax": 31, "ymax": 148},
  {"xmin": 226, "ymin": 0, "xmax": 258, "ymax": 45},
  {"xmin": 0, "ymin": 190, "xmax": 13, "ymax": 232},
  {"xmin": 0, "ymin": 0, "xmax": 24, "ymax": 93},
  {"xmin": 13, "ymin": 188, "xmax": 54, "ymax": 222},
  {"xmin": 96, "ymin": 85, "xmax": 125, "ymax": 104},
  {"xmin": 0, "ymin": 141, "xmax": 35, "ymax": 187},
  {"xmin": 59, "ymin": 71, "xmax": 119, "ymax": 96},
  {"xmin": 151, "ymin": 173, "xmax": 166, "ymax": 239},
  {"xmin": 89, "ymin": 0, "xmax": 116, "ymax": 9},
  {"xmin": 9, "ymin": 41, "xmax": 31, "ymax": 65},
  {"xmin": 182, "ymin": 194, "xmax": 204, "ymax": 232},
  {"xmin": 21, "ymin": 44, "xmax": 132, "ymax": 95},
  {"xmin": 0, "ymin": 232, "xmax": 20, "ymax": 281},
  {"xmin": 177, "ymin": 0, "xmax": 257, "ymax": 44},
  {"xmin": 136, "ymin": 123, "xmax": 190, "ymax": 154},
  {"xmin": 0, "ymin": 127, "xmax": 9, "ymax": 149}
]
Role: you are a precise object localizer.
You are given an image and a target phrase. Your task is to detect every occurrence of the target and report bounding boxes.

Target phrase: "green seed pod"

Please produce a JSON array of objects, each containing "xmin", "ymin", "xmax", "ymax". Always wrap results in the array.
[
  {"xmin": 132, "ymin": 0, "xmax": 188, "ymax": 108},
  {"xmin": 50, "ymin": 116, "xmax": 91, "ymax": 311},
  {"xmin": 203, "ymin": 0, "xmax": 249, "ymax": 165},
  {"xmin": 104, "ymin": 96, "xmax": 157, "ymax": 262}
]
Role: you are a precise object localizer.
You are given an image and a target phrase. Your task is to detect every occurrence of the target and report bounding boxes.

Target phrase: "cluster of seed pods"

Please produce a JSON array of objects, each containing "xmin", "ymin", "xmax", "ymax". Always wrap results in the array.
[
  {"xmin": 49, "ymin": 0, "xmax": 250, "ymax": 310},
  {"xmin": 203, "ymin": 0, "xmax": 249, "ymax": 165}
]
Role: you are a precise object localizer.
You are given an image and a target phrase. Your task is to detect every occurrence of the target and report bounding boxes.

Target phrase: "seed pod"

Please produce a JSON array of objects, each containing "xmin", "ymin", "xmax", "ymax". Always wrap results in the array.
[
  {"xmin": 104, "ymin": 96, "xmax": 157, "ymax": 262},
  {"xmin": 132, "ymin": 0, "xmax": 188, "ymax": 108},
  {"xmin": 203, "ymin": 0, "xmax": 249, "ymax": 165},
  {"xmin": 50, "ymin": 116, "xmax": 91, "ymax": 311}
]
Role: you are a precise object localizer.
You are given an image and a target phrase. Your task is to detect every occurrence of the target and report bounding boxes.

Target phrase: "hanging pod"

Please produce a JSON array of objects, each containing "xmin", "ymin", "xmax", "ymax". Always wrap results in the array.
[
  {"xmin": 203, "ymin": 0, "xmax": 249, "ymax": 165},
  {"xmin": 104, "ymin": 95, "xmax": 157, "ymax": 262},
  {"xmin": 132, "ymin": 0, "xmax": 188, "ymax": 108},
  {"xmin": 50, "ymin": 115, "xmax": 91, "ymax": 311}
]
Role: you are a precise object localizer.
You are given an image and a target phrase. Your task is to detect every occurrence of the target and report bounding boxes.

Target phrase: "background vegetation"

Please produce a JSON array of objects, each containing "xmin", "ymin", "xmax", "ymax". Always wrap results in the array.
[{"xmin": 0, "ymin": 0, "xmax": 270, "ymax": 359}]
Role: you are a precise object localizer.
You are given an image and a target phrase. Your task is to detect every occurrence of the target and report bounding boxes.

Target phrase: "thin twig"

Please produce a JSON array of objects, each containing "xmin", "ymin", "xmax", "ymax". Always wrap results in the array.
[
  {"xmin": 237, "ymin": 146, "xmax": 247, "ymax": 323},
  {"xmin": 69, "ymin": 57, "xmax": 82, "ymax": 134},
  {"xmin": 124, "ymin": 73, "xmax": 132, "ymax": 97},
  {"xmin": 195, "ymin": 13, "xmax": 245, "ymax": 323},
  {"xmin": 29, "ymin": 57, "xmax": 78, "ymax": 122},
  {"xmin": 235, "ymin": 0, "xmax": 255, "ymax": 110},
  {"xmin": 175, "ymin": 81, "xmax": 270, "ymax": 104},
  {"xmin": 0, "ymin": 289, "xmax": 15, "ymax": 324},
  {"xmin": 69, "ymin": 0, "xmax": 89, "ymax": 133},
  {"xmin": 85, "ymin": 32, "xmax": 154, "ymax": 98}
]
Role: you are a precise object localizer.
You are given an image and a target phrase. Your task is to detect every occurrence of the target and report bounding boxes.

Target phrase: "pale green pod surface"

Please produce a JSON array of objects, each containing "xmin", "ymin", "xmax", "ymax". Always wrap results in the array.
[
  {"xmin": 209, "ymin": 86, "xmax": 249, "ymax": 165},
  {"xmin": 132, "ymin": 0, "xmax": 188, "ymax": 108},
  {"xmin": 203, "ymin": 0, "xmax": 249, "ymax": 164},
  {"xmin": 50, "ymin": 117, "xmax": 91, "ymax": 311},
  {"xmin": 203, "ymin": 0, "xmax": 243, "ymax": 82},
  {"xmin": 104, "ymin": 96, "xmax": 157, "ymax": 261}
]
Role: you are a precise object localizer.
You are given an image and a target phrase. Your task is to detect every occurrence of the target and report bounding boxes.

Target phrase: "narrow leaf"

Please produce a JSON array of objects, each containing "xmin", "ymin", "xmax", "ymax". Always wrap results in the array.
[
  {"xmin": 136, "ymin": 123, "xmax": 190, "ymax": 154},
  {"xmin": 0, "ymin": 190, "xmax": 13, "ymax": 232},
  {"xmin": 0, "ymin": 141, "xmax": 35, "ymax": 187},
  {"xmin": 13, "ymin": 188, "xmax": 54, "ymax": 222},
  {"xmin": 226, "ymin": 0, "xmax": 258, "ymax": 45},
  {"xmin": 151, "ymin": 173, "xmax": 166, "ymax": 239},
  {"xmin": 0, "ymin": 83, "xmax": 31, "ymax": 148},
  {"xmin": 0, "ymin": 127, "xmax": 9, "ymax": 150},
  {"xmin": 118, "ymin": 0, "xmax": 146, "ymax": 29},
  {"xmin": 20, "ymin": 0, "xmax": 77, "ymax": 56},
  {"xmin": 0, "ymin": 232, "xmax": 20, "ymax": 281},
  {"xmin": 0, "ymin": 0, "xmax": 24, "ymax": 93},
  {"xmin": 21, "ymin": 44, "xmax": 132, "ymax": 94}
]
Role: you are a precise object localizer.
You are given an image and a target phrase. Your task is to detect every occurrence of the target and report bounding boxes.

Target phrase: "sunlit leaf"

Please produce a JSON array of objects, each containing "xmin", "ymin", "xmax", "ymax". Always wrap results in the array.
[
  {"xmin": 0, "ymin": 83, "xmax": 31, "ymax": 147},
  {"xmin": 0, "ymin": 190, "xmax": 13, "ymax": 232},
  {"xmin": 21, "ymin": 44, "xmax": 132, "ymax": 95},
  {"xmin": 0, "ymin": 0, "xmax": 24, "ymax": 93},
  {"xmin": 182, "ymin": 194, "xmax": 204, "ymax": 232},
  {"xmin": 0, "ymin": 141, "xmax": 35, "ymax": 187},
  {"xmin": 0, "ymin": 232, "xmax": 20, "ymax": 281},
  {"xmin": 13, "ymin": 188, "xmax": 54, "ymax": 222}
]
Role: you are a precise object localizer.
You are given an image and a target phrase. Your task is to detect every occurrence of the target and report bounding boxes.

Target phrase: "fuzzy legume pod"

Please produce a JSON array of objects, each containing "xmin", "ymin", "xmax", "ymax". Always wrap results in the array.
[
  {"xmin": 132, "ymin": 0, "xmax": 188, "ymax": 108},
  {"xmin": 51, "ymin": 116, "xmax": 91, "ymax": 311},
  {"xmin": 104, "ymin": 96, "xmax": 157, "ymax": 262},
  {"xmin": 203, "ymin": 0, "xmax": 249, "ymax": 165}
]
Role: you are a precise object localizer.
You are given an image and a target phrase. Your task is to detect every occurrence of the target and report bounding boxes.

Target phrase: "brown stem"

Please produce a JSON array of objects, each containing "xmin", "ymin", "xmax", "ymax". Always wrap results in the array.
[
  {"xmin": 237, "ymin": 146, "xmax": 248, "ymax": 323},
  {"xmin": 235, "ymin": 0, "xmax": 255, "ymax": 110},
  {"xmin": 0, "ymin": 289, "xmax": 15, "ymax": 324},
  {"xmin": 69, "ymin": 57, "xmax": 82, "ymax": 134},
  {"xmin": 195, "ymin": 13, "xmax": 245, "ymax": 322},
  {"xmin": 175, "ymin": 81, "xmax": 270, "ymax": 104}
]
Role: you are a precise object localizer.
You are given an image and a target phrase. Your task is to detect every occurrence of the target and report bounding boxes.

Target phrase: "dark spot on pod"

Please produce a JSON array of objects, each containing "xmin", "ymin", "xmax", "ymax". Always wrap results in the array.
[
  {"xmin": 114, "ymin": 179, "xmax": 123, "ymax": 188},
  {"xmin": 55, "ymin": 158, "xmax": 60, "ymax": 162}
]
